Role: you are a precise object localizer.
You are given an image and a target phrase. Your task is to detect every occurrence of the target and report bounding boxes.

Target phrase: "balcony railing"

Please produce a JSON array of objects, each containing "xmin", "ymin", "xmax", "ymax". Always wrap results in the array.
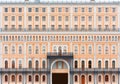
[
  {"xmin": 0, "ymin": 28, "xmax": 120, "ymax": 32},
  {"xmin": 47, "ymin": 52, "xmax": 73, "ymax": 59},
  {"xmin": 0, "ymin": 68, "xmax": 50, "ymax": 73},
  {"xmin": 71, "ymin": 68, "xmax": 120, "ymax": 73}
]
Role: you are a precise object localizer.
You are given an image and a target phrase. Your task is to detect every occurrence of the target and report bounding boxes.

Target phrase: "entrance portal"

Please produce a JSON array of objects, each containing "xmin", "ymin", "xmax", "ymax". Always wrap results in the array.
[{"xmin": 52, "ymin": 73, "xmax": 68, "ymax": 84}]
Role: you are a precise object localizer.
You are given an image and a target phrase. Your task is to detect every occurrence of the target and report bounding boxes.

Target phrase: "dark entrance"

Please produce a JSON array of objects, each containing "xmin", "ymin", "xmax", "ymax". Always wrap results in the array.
[{"xmin": 52, "ymin": 73, "xmax": 68, "ymax": 84}]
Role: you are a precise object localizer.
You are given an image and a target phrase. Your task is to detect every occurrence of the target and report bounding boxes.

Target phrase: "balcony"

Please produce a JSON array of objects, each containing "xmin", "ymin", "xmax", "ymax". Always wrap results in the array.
[
  {"xmin": 0, "ymin": 68, "xmax": 50, "ymax": 73},
  {"xmin": 71, "ymin": 68, "xmax": 120, "ymax": 73},
  {"xmin": 0, "ymin": 28, "xmax": 120, "ymax": 32},
  {"xmin": 47, "ymin": 52, "xmax": 73, "ymax": 59}
]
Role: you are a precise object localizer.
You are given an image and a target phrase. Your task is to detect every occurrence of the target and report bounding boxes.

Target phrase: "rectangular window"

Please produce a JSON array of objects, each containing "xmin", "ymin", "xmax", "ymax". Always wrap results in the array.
[
  {"xmin": 58, "ymin": 8, "xmax": 62, "ymax": 12},
  {"xmin": 11, "ymin": 16, "xmax": 15, "ymax": 21},
  {"xmin": 12, "ymin": 8, "xmax": 15, "ymax": 12},
  {"xmin": 5, "ymin": 16, "xmax": 8, "ymax": 21},
  {"xmin": 98, "ymin": 8, "xmax": 101, "ymax": 12},
  {"xmin": 74, "ymin": 8, "xmax": 78, "ymax": 12},
  {"xmin": 28, "ymin": 8, "xmax": 32, "ymax": 12},
  {"xmin": 19, "ymin": 8, "xmax": 22, "ymax": 12},
  {"xmin": 4, "ymin": 8, "xmax": 8, "ymax": 12},
  {"xmin": 35, "ymin": 8, "xmax": 39, "ymax": 12},
  {"xmin": 88, "ymin": 8, "xmax": 92, "ymax": 12},
  {"xmin": 18, "ymin": 16, "xmax": 22, "ymax": 21},
  {"xmin": 81, "ymin": 8, "xmax": 85, "ymax": 12},
  {"xmin": 28, "ymin": 16, "xmax": 32, "ymax": 21},
  {"xmin": 42, "ymin": 8, "xmax": 46, "ymax": 12},
  {"xmin": 51, "ymin": 8, "xmax": 55, "ymax": 12},
  {"xmin": 58, "ymin": 16, "xmax": 62, "ymax": 21},
  {"xmin": 112, "ymin": 8, "xmax": 116, "ymax": 12},
  {"xmin": 65, "ymin": 8, "xmax": 69, "ymax": 12},
  {"xmin": 51, "ymin": 16, "xmax": 55, "ymax": 21},
  {"xmin": 42, "ymin": 16, "xmax": 46, "ymax": 21}
]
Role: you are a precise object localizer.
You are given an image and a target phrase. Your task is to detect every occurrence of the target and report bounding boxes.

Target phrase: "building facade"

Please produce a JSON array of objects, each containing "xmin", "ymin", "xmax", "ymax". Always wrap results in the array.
[{"xmin": 0, "ymin": 0, "xmax": 120, "ymax": 84}]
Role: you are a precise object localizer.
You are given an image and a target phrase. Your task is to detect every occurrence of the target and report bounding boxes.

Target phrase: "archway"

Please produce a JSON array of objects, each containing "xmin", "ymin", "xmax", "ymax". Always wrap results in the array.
[{"xmin": 51, "ymin": 59, "xmax": 70, "ymax": 84}]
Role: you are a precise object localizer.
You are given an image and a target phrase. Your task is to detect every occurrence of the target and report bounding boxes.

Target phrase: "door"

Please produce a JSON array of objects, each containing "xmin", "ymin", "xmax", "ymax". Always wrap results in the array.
[{"xmin": 81, "ymin": 75, "xmax": 85, "ymax": 84}]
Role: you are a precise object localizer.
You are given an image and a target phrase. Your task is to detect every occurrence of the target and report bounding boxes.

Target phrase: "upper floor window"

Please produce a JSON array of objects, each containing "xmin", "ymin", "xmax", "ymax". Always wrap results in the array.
[
  {"xmin": 42, "ymin": 45, "xmax": 46, "ymax": 54},
  {"xmin": 42, "ymin": 16, "xmax": 46, "ymax": 21},
  {"xmin": 28, "ymin": 16, "xmax": 32, "ymax": 21},
  {"xmin": 4, "ymin": 8, "xmax": 8, "ymax": 12},
  {"xmin": 35, "ymin": 46, "xmax": 39, "ymax": 54},
  {"xmin": 81, "ymin": 8, "xmax": 85, "ymax": 12},
  {"xmin": 112, "ymin": 8, "xmax": 116, "ymax": 12},
  {"xmin": 88, "ymin": 61, "xmax": 92, "ymax": 68},
  {"xmin": 88, "ymin": 8, "xmax": 92, "ymax": 12},
  {"xmin": 105, "ymin": 8, "xmax": 109, "ymax": 12},
  {"xmin": 112, "ymin": 45, "xmax": 116, "ymax": 54},
  {"xmin": 19, "ymin": 8, "xmax": 22, "ymax": 12},
  {"xmin": 51, "ymin": 8, "xmax": 55, "ymax": 12},
  {"xmin": 11, "ymin": 8, "xmax": 15, "ymax": 12},
  {"xmin": 28, "ymin": 8, "xmax": 32, "ymax": 12},
  {"xmin": 35, "ymin": 8, "xmax": 39, "ymax": 12},
  {"xmin": 11, "ymin": 16, "xmax": 15, "ymax": 21},
  {"xmin": 28, "ymin": 45, "xmax": 32, "ymax": 54},
  {"xmin": 74, "ymin": 75, "xmax": 78, "ymax": 82},
  {"xmin": 98, "ymin": 8, "xmax": 101, "ymax": 12},
  {"xmin": 81, "ymin": 45, "xmax": 85, "ymax": 54},
  {"xmin": 65, "ymin": 8, "xmax": 69, "ymax": 12},
  {"xmin": 5, "ymin": 16, "xmax": 8, "ymax": 21},
  {"xmin": 19, "ymin": 46, "xmax": 22, "ymax": 54},
  {"xmin": 88, "ymin": 45, "xmax": 92, "ymax": 54},
  {"xmin": 12, "ymin": 45, "xmax": 15, "ymax": 54},
  {"xmin": 98, "ymin": 45, "xmax": 101, "ymax": 54},
  {"xmin": 58, "ymin": 8, "xmax": 62, "ymax": 12},
  {"xmin": 42, "ymin": 8, "xmax": 46, "ymax": 12},
  {"xmin": 4, "ymin": 46, "xmax": 8, "ymax": 54},
  {"xmin": 74, "ymin": 8, "xmax": 78, "ymax": 12},
  {"xmin": 89, "ymin": 75, "xmax": 92, "ymax": 82}
]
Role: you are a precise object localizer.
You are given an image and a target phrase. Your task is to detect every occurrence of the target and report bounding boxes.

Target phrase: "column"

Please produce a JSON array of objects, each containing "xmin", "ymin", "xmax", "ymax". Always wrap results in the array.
[
  {"xmin": 94, "ymin": 39, "xmax": 97, "ymax": 84},
  {"xmin": 23, "ymin": 41, "xmax": 26, "ymax": 84},
  {"xmin": 47, "ymin": 73, "xmax": 50, "ymax": 84},
  {"xmin": 70, "ymin": 73, "xmax": 73, "ymax": 84},
  {"xmin": 118, "ymin": 42, "xmax": 120, "ymax": 84},
  {"xmin": 0, "ymin": 40, "xmax": 2, "ymax": 84}
]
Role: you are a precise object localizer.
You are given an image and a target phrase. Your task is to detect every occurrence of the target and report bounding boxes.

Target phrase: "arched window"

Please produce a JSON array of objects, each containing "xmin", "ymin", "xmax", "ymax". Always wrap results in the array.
[
  {"xmin": 35, "ymin": 75, "xmax": 39, "ymax": 82},
  {"xmin": 35, "ymin": 60, "xmax": 39, "ymax": 69},
  {"xmin": 105, "ymin": 75, "xmax": 109, "ymax": 82},
  {"xmin": 28, "ymin": 60, "xmax": 32, "ymax": 68},
  {"xmin": 5, "ymin": 75, "xmax": 8, "ymax": 82},
  {"xmin": 89, "ymin": 75, "xmax": 92, "ymax": 82},
  {"xmin": 74, "ymin": 61, "xmax": 78, "ymax": 68},
  {"xmin": 42, "ymin": 75, "xmax": 46, "ymax": 82},
  {"xmin": 74, "ymin": 75, "xmax": 78, "ymax": 82},
  {"xmin": 28, "ymin": 75, "xmax": 32, "ymax": 82},
  {"xmin": 112, "ymin": 75, "xmax": 115, "ymax": 82},
  {"xmin": 11, "ymin": 75, "xmax": 15, "ymax": 82},
  {"xmin": 112, "ymin": 61, "xmax": 115, "ymax": 69},
  {"xmin": 105, "ymin": 61, "xmax": 108, "ymax": 69},
  {"xmin": 98, "ymin": 75, "xmax": 101, "ymax": 82},
  {"xmin": 88, "ymin": 61, "xmax": 92, "ymax": 68},
  {"xmin": 81, "ymin": 61, "xmax": 85, "ymax": 69},
  {"xmin": 19, "ymin": 75, "xmax": 22, "ymax": 82},
  {"xmin": 42, "ymin": 60, "xmax": 46, "ymax": 69},
  {"xmin": 5, "ymin": 61, "xmax": 8, "ymax": 68},
  {"xmin": 98, "ymin": 61, "xmax": 101, "ymax": 68},
  {"xmin": 12, "ymin": 60, "xmax": 15, "ymax": 68}
]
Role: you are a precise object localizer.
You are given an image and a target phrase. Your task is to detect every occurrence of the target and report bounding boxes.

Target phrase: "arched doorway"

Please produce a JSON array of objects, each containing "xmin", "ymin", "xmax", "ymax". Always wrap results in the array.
[
  {"xmin": 51, "ymin": 60, "xmax": 69, "ymax": 84},
  {"xmin": 81, "ymin": 75, "xmax": 85, "ymax": 84}
]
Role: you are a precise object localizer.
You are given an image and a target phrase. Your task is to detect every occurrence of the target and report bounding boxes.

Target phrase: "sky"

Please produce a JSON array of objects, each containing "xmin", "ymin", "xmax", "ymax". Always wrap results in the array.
[{"xmin": 0, "ymin": 0, "xmax": 120, "ymax": 3}]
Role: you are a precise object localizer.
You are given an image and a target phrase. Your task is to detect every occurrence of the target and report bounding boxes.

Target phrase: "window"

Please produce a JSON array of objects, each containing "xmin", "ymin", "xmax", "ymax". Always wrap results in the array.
[
  {"xmin": 58, "ymin": 8, "xmax": 62, "ymax": 12},
  {"xmin": 42, "ymin": 45, "xmax": 46, "ymax": 54},
  {"xmin": 35, "ymin": 8, "xmax": 39, "ymax": 12},
  {"xmin": 35, "ymin": 60, "xmax": 39, "ymax": 69},
  {"xmin": 42, "ymin": 75, "xmax": 46, "ymax": 82},
  {"xmin": 112, "ymin": 16, "xmax": 116, "ymax": 21},
  {"xmin": 5, "ymin": 61, "xmax": 8, "ymax": 68},
  {"xmin": 88, "ymin": 45, "xmax": 92, "ymax": 54},
  {"xmin": 35, "ymin": 46, "xmax": 39, "ymax": 54},
  {"xmin": 74, "ymin": 8, "xmax": 78, "ymax": 12},
  {"xmin": 98, "ymin": 75, "xmax": 101, "ymax": 82},
  {"xmin": 112, "ymin": 61, "xmax": 115, "ymax": 69},
  {"xmin": 4, "ymin": 46, "xmax": 8, "ymax": 54},
  {"xmin": 19, "ymin": 60, "xmax": 22, "ymax": 68},
  {"xmin": 19, "ymin": 46, "xmax": 22, "ymax": 54},
  {"xmin": 42, "ymin": 16, "xmax": 46, "ymax": 21},
  {"xmin": 28, "ymin": 16, "xmax": 32, "ymax": 21},
  {"xmin": 74, "ymin": 16, "xmax": 78, "ymax": 21},
  {"xmin": 42, "ymin": 60, "xmax": 46, "ymax": 69},
  {"xmin": 35, "ymin": 75, "xmax": 39, "ymax": 82},
  {"xmin": 105, "ymin": 61, "xmax": 108, "ymax": 69},
  {"xmin": 19, "ymin": 75, "xmax": 22, "ymax": 82},
  {"xmin": 105, "ymin": 8, "xmax": 108, "ymax": 12},
  {"xmin": 88, "ymin": 16, "xmax": 92, "ymax": 21},
  {"xmin": 74, "ymin": 61, "xmax": 78, "ymax": 68},
  {"xmin": 58, "ymin": 16, "xmax": 62, "ymax": 21},
  {"xmin": 105, "ymin": 16, "xmax": 109, "ymax": 21},
  {"xmin": 5, "ymin": 16, "xmax": 8, "ymax": 21},
  {"xmin": 51, "ymin": 16, "xmax": 55, "ymax": 21},
  {"xmin": 98, "ymin": 61, "xmax": 101, "ymax": 68},
  {"xmin": 81, "ymin": 8, "xmax": 85, "ymax": 12},
  {"xmin": 98, "ymin": 8, "xmax": 101, "ymax": 12},
  {"xmin": 28, "ymin": 8, "xmax": 32, "ymax": 12},
  {"xmin": 5, "ymin": 8, "xmax": 8, "ymax": 12},
  {"xmin": 112, "ymin": 45, "xmax": 116, "ymax": 54},
  {"xmin": 28, "ymin": 75, "xmax": 32, "ymax": 82},
  {"xmin": 65, "ymin": 8, "xmax": 69, "ymax": 12},
  {"xmin": 89, "ymin": 75, "xmax": 92, "ymax": 82},
  {"xmin": 88, "ymin": 8, "xmax": 92, "ymax": 12},
  {"xmin": 5, "ymin": 75, "xmax": 8, "ymax": 82},
  {"xmin": 19, "ymin": 8, "xmax": 22, "ymax": 12},
  {"xmin": 105, "ymin": 45, "xmax": 109, "ymax": 54},
  {"xmin": 74, "ymin": 75, "xmax": 78, "ymax": 82},
  {"xmin": 11, "ymin": 75, "xmax": 15, "ymax": 82},
  {"xmin": 42, "ymin": 8, "xmax": 46, "ymax": 12},
  {"xmin": 112, "ymin": 75, "xmax": 115, "ymax": 82},
  {"xmin": 98, "ymin": 16, "xmax": 101, "ymax": 21},
  {"xmin": 105, "ymin": 75, "xmax": 109, "ymax": 82},
  {"xmin": 112, "ymin": 8, "xmax": 116, "ymax": 12},
  {"xmin": 11, "ymin": 8, "xmax": 15, "ymax": 12},
  {"xmin": 28, "ymin": 25, "xmax": 32, "ymax": 30},
  {"xmin": 12, "ymin": 60, "xmax": 15, "ymax": 68},
  {"xmin": 28, "ymin": 46, "xmax": 32, "ymax": 54},
  {"xmin": 51, "ymin": 8, "xmax": 55, "ymax": 12},
  {"xmin": 28, "ymin": 60, "xmax": 32, "ymax": 68},
  {"xmin": 81, "ymin": 45, "xmax": 85, "ymax": 54},
  {"xmin": 11, "ymin": 16, "xmax": 15, "ymax": 21},
  {"xmin": 65, "ymin": 16, "xmax": 69, "ymax": 21},
  {"xmin": 74, "ymin": 45, "xmax": 78, "ymax": 54},
  {"xmin": 18, "ymin": 16, "xmax": 22, "ymax": 21},
  {"xmin": 81, "ymin": 16, "xmax": 85, "ymax": 21},
  {"xmin": 98, "ymin": 45, "xmax": 101, "ymax": 54},
  {"xmin": 88, "ymin": 61, "xmax": 92, "ymax": 68},
  {"xmin": 12, "ymin": 46, "xmax": 15, "ymax": 54},
  {"xmin": 81, "ymin": 61, "xmax": 85, "ymax": 69}
]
